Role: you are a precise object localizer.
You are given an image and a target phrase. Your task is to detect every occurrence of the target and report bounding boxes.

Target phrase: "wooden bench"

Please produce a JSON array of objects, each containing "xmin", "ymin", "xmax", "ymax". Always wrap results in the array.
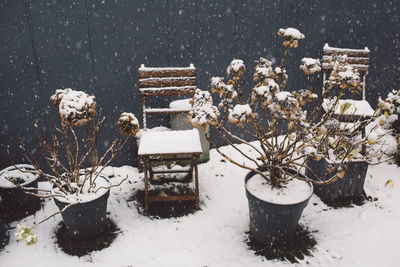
[
  {"xmin": 137, "ymin": 65, "xmax": 202, "ymax": 213},
  {"xmin": 322, "ymin": 44, "xmax": 373, "ymax": 154}
]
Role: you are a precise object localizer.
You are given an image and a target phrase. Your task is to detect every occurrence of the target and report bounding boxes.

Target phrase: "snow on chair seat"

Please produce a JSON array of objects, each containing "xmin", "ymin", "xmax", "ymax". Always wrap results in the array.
[
  {"xmin": 138, "ymin": 129, "xmax": 202, "ymax": 156},
  {"xmin": 322, "ymin": 99, "xmax": 375, "ymax": 118}
]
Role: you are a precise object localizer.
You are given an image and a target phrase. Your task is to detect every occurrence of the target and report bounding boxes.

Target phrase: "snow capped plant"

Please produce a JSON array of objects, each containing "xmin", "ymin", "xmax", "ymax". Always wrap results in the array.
[
  {"xmin": 15, "ymin": 223, "xmax": 37, "ymax": 245},
  {"xmin": 12, "ymin": 88, "xmax": 139, "ymax": 194},
  {"xmin": 189, "ymin": 27, "xmax": 390, "ymax": 188},
  {"xmin": 188, "ymin": 89, "xmax": 220, "ymax": 131},
  {"xmin": 9, "ymin": 88, "xmax": 139, "ymax": 244},
  {"xmin": 300, "ymin": 58, "xmax": 321, "ymax": 75}
]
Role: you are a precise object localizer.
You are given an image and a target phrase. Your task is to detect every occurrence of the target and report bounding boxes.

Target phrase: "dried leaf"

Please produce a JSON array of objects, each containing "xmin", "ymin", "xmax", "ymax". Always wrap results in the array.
[
  {"xmin": 336, "ymin": 170, "xmax": 345, "ymax": 179},
  {"xmin": 385, "ymin": 179, "xmax": 394, "ymax": 188},
  {"xmin": 339, "ymin": 102, "xmax": 352, "ymax": 115}
]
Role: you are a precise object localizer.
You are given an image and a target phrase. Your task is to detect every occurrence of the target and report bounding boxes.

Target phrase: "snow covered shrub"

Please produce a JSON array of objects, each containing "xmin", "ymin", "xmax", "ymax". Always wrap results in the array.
[
  {"xmin": 379, "ymin": 89, "xmax": 400, "ymax": 164},
  {"xmin": 9, "ymin": 88, "xmax": 139, "ymax": 243},
  {"xmin": 189, "ymin": 27, "xmax": 391, "ymax": 188},
  {"xmin": 12, "ymin": 88, "xmax": 139, "ymax": 194}
]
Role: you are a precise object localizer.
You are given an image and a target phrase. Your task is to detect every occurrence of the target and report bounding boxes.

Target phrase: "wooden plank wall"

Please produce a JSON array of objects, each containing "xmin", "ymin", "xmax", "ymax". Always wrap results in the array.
[{"xmin": 0, "ymin": 0, "xmax": 399, "ymax": 169}]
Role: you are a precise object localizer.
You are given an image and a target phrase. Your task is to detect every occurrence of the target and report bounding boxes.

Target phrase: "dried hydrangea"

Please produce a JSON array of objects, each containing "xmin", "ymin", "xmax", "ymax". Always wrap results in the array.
[
  {"xmin": 278, "ymin": 27, "xmax": 305, "ymax": 48},
  {"xmin": 50, "ymin": 88, "xmax": 72, "ymax": 107},
  {"xmin": 253, "ymin": 57, "xmax": 274, "ymax": 82},
  {"xmin": 228, "ymin": 104, "xmax": 255, "ymax": 127},
  {"xmin": 117, "ymin": 112, "xmax": 140, "ymax": 137},
  {"xmin": 51, "ymin": 89, "xmax": 97, "ymax": 126},
  {"xmin": 209, "ymin": 76, "xmax": 238, "ymax": 109},
  {"xmin": 300, "ymin": 58, "xmax": 321, "ymax": 75},
  {"xmin": 328, "ymin": 64, "xmax": 362, "ymax": 93},
  {"xmin": 189, "ymin": 89, "xmax": 220, "ymax": 131},
  {"xmin": 227, "ymin": 59, "xmax": 246, "ymax": 76}
]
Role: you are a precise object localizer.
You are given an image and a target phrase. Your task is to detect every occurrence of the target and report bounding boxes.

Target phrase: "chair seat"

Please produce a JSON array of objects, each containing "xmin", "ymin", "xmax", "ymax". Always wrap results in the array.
[
  {"xmin": 322, "ymin": 99, "xmax": 375, "ymax": 118},
  {"xmin": 138, "ymin": 129, "xmax": 203, "ymax": 156}
]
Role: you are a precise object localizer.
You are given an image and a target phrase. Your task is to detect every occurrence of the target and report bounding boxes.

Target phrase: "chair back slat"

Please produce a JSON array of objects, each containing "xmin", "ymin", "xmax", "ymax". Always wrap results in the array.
[
  {"xmin": 322, "ymin": 44, "xmax": 370, "ymax": 74},
  {"xmin": 322, "ymin": 44, "xmax": 370, "ymax": 100},
  {"xmin": 138, "ymin": 64, "xmax": 196, "ymax": 129}
]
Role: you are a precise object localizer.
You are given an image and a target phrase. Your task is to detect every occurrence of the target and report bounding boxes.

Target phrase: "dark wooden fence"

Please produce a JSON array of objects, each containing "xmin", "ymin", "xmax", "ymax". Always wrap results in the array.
[{"xmin": 1, "ymin": 0, "xmax": 399, "ymax": 169}]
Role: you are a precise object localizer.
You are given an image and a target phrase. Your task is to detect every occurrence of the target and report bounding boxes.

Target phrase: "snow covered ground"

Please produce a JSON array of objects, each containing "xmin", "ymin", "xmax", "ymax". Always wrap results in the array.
[{"xmin": 0, "ymin": 142, "xmax": 399, "ymax": 267}]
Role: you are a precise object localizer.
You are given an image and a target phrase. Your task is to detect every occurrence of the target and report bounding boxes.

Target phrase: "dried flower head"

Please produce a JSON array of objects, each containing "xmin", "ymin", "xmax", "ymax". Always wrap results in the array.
[
  {"xmin": 278, "ymin": 27, "xmax": 305, "ymax": 48},
  {"xmin": 300, "ymin": 58, "xmax": 321, "ymax": 75},
  {"xmin": 189, "ymin": 89, "xmax": 220, "ymax": 131},
  {"xmin": 50, "ymin": 88, "xmax": 72, "ymax": 107},
  {"xmin": 54, "ymin": 89, "xmax": 96, "ymax": 126},
  {"xmin": 118, "ymin": 112, "xmax": 140, "ymax": 137},
  {"xmin": 227, "ymin": 59, "xmax": 246, "ymax": 76},
  {"xmin": 228, "ymin": 104, "xmax": 255, "ymax": 127}
]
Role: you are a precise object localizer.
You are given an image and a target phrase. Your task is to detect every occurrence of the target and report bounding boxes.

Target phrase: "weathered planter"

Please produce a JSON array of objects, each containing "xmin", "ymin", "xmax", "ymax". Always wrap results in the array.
[
  {"xmin": 245, "ymin": 169, "xmax": 313, "ymax": 247},
  {"xmin": 306, "ymin": 158, "xmax": 368, "ymax": 203},
  {"xmin": 53, "ymin": 174, "xmax": 110, "ymax": 240},
  {"xmin": 0, "ymin": 164, "xmax": 40, "ymax": 218},
  {"xmin": 169, "ymin": 99, "xmax": 210, "ymax": 163}
]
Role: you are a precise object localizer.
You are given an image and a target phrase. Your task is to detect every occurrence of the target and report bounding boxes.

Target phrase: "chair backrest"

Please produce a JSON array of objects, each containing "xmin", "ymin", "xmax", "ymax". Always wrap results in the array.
[
  {"xmin": 322, "ymin": 43, "xmax": 370, "ymax": 100},
  {"xmin": 138, "ymin": 64, "xmax": 196, "ymax": 130}
]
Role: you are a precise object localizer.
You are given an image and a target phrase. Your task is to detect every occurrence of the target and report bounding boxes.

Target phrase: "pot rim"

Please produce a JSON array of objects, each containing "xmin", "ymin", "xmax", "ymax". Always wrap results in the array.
[
  {"xmin": 52, "ymin": 173, "xmax": 110, "ymax": 204},
  {"xmin": 245, "ymin": 168, "xmax": 314, "ymax": 206},
  {"xmin": 0, "ymin": 164, "xmax": 39, "ymax": 189}
]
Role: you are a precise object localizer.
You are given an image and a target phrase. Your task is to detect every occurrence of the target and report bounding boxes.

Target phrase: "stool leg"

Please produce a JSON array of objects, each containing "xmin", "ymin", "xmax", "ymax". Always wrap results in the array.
[
  {"xmin": 144, "ymin": 157, "xmax": 149, "ymax": 214},
  {"xmin": 194, "ymin": 155, "xmax": 200, "ymax": 209}
]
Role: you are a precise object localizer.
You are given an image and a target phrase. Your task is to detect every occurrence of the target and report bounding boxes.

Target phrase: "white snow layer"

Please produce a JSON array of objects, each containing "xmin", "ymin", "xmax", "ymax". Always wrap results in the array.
[
  {"xmin": 246, "ymin": 174, "xmax": 312, "ymax": 204},
  {"xmin": 1, "ymin": 139, "xmax": 400, "ymax": 267}
]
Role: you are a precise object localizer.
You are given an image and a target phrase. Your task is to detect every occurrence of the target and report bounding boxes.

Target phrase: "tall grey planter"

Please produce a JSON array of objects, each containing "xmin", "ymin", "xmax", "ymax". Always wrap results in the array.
[
  {"xmin": 169, "ymin": 99, "xmax": 210, "ymax": 163},
  {"xmin": 306, "ymin": 158, "xmax": 368, "ymax": 203}
]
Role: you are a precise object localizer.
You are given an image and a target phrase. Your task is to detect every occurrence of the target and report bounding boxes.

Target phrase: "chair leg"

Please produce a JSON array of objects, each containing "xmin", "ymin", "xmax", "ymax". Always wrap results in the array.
[
  {"xmin": 144, "ymin": 157, "xmax": 149, "ymax": 214},
  {"xmin": 194, "ymin": 155, "xmax": 200, "ymax": 209}
]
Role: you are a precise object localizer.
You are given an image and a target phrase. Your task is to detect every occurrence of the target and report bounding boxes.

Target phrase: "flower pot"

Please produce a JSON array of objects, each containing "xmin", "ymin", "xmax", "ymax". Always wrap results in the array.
[
  {"xmin": 0, "ymin": 164, "xmax": 40, "ymax": 219},
  {"xmin": 245, "ymin": 169, "xmax": 313, "ymax": 247},
  {"xmin": 53, "ymin": 174, "xmax": 110, "ymax": 240},
  {"xmin": 306, "ymin": 157, "xmax": 368, "ymax": 203}
]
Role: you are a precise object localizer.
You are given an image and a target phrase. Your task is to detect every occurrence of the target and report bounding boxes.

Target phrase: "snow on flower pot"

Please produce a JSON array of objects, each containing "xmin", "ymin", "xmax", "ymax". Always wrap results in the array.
[
  {"xmin": 0, "ymin": 164, "xmax": 40, "ymax": 218},
  {"xmin": 245, "ymin": 169, "xmax": 313, "ymax": 247},
  {"xmin": 52, "ymin": 174, "xmax": 110, "ymax": 240},
  {"xmin": 306, "ymin": 157, "xmax": 368, "ymax": 203}
]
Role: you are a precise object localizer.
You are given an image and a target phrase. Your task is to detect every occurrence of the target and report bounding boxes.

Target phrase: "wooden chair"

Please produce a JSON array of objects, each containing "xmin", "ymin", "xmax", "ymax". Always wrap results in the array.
[
  {"xmin": 137, "ymin": 64, "xmax": 202, "ymax": 213},
  {"xmin": 322, "ymin": 43, "xmax": 374, "ymax": 154}
]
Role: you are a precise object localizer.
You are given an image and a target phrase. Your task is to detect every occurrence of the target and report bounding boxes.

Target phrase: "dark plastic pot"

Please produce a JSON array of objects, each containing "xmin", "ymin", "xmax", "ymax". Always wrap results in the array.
[
  {"xmin": 0, "ymin": 165, "xmax": 40, "ymax": 218},
  {"xmin": 306, "ymin": 158, "xmax": 368, "ymax": 203},
  {"xmin": 53, "ymin": 175, "xmax": 110, "ymax": 240},
  {"xmin": 245, "ymin": 169, "xmax": 313, "ymax": 247}
]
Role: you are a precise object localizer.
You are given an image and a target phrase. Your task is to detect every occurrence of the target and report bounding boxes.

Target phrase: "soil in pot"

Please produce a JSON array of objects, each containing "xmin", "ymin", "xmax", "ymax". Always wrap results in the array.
[
  {"xmin": 306, "ymin": 158, "xmax": 368, "ymax": 205},
  {"xmin": 52, "ymin": 175, "xmax": 111, "ymax": 240},
  {"xmin": 245, "ymin": 170, "xmax": 313, "ymax": 247},
  {"xmin": 0, "ymin": 165, "xmax": 41, "ymax": 223}
]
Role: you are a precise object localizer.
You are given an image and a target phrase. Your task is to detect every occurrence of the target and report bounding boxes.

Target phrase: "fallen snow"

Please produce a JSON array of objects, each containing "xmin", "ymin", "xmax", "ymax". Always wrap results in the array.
[
  {"xmin": 0, "ymin": 165, "xmax": 38, "ymax": 188},
  {"xmin": 52, "ymin": 174, "xmax": 110, "ymax": 204},
  {"xmin": 246, "ymin": 174, "xmax": 312, "ymax": 204},
  {"xmin": 138, "ymin": 129, "xmax": 202, "ymax": 155},
  {"xmin": 1, "ymin": 139, "xmax": 400, "ymax": 266},
  {"xmin": 323, "ymin": 99, "xmax": 375, "ymax": 117}
]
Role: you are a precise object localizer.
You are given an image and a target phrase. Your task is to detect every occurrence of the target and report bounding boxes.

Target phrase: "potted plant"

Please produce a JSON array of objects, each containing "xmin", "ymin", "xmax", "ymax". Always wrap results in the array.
[
  {"xmin": 380, "ymin": 89, "xmax": 400, "ymax": 165},
  {"xmin": 0, "ymin": 164, "xmax": 40, "ymax": 221},
  {"xmin": 188, "ymin": 27, "xmax": 389, "ymax": 247},
  {"xmin": 9, "ymin": 88, "xmax": 139, "ymax": 244}
]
